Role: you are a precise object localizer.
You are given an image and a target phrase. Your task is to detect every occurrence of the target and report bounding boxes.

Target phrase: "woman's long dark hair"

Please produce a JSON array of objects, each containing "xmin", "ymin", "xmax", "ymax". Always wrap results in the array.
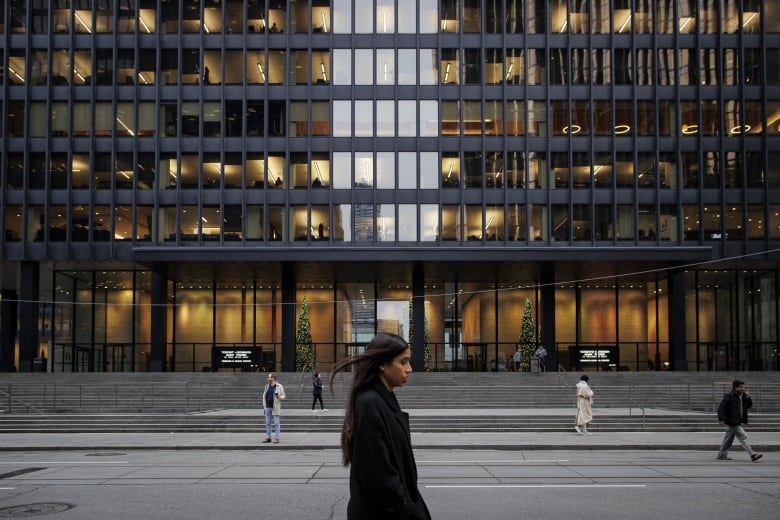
[{"xmin": 330, "ymin": 332, "xmax": 410, "ymax": 466}]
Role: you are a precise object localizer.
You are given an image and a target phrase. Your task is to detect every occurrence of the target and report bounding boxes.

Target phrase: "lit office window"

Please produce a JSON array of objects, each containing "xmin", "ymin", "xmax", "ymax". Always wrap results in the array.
[
  {"xmin": 507, "ymin": 204, "xmax": 525, "ymax": 241},
  {"xmin": 595, "ymin": 205, "xmax": 613, "ymax": 240},
  {"xmin": 268, "ymin": 206, "xmax": 285, "ymax": 241},
  {"xmin": 441, "ymin": 154, "xmax": 460, "ymax": 188},
  {"xmin": 616, "ymin": 205, "xmax": 635, "ymax": 241},
  {"xmin": 464, "ymin": 205, "xmax": 482, "ymax": 240},
  {"xmin": 572, "ymin": 205, "xmax": 591, "ymax": 242},
  {"xmin": 659, "ymin": 205, "xmax": 678, "ymax": 242},
  {"xmin": 527, "ymin": 49, "xmax": 546, "ymax": 85},
  {"xmin": 440, "ymin": 205, "xmax": 459, "ymax": 241},
  {"xmin": 678, "ymin": 1, "xmax": 696, "ymax": 33},
  {"xmin": 550, "ymin": 204, "xmax": 571, "ymax": 242},
  {"xmin": 313, "ymin": 49, "xmax": 330, "ymax": 84},
  {"xmin": 376, "ymin": 0, "xmax": 395, "ymax": 33},
  {"xmin": 529, "ymin": 205, "xmax": 547, "ymax": 241},
  {"xmin": 311, "ymin": 154, "xmax": 330, "ymax": 188},
  {"xmin": 311, "ymin": 206, "xmax": 330, "ymax": 241}
]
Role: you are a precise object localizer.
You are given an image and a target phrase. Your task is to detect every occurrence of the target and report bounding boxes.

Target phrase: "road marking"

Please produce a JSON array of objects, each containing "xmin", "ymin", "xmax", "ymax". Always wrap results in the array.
[
  {"xmin": 426, "ymin": 484, "xmax": 646, "ymax": 489},
  {"xmin": 419, "ymin": 460, "xmax": 570, "ymax": 464},
  {"xmin": 0, "ymin": 462, "xmax": 128, "ymax": 465}
]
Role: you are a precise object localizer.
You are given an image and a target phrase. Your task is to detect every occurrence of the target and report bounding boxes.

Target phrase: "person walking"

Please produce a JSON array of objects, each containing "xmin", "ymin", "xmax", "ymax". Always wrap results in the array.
[
  {"xmin": 717, "ymin": 379, "xmax": 763, "ymax": 462},
  {"xmin": 331, "ymin": 333, "xmax": 431, "ymax": 520},
  {"xmin": 574, "ymin": 374, "xmax": 593, "ymax": 435},
  {"xmin": 311, "ymin": 371, "xmax": 328, "ymax": 412},
  {"xmin": 513, "ymin": 348, "xmax": 522, "ymax": 372},
  {"xmin": 534, "ymin": 345, "xmax": 548, "ymax": 374},
  {"xmin": 262, "ymin": 373, "xmax": 285, "ymax": 444}
]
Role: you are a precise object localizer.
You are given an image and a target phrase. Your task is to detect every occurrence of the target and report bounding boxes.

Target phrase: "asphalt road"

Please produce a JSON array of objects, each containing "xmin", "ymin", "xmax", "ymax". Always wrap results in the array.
[{"xmin": 0, "ymin": 449, "xmax": 778, "ymax": 520}]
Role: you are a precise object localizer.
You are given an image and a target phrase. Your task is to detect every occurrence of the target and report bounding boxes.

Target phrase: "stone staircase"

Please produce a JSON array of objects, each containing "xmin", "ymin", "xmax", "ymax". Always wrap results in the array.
[{"xmin": 1, "ymin": 371, "xmax": 778, "ymax": 434}]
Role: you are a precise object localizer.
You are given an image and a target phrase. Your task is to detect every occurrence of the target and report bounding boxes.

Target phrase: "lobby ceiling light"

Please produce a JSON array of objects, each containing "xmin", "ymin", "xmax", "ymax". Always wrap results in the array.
[
  {"xmin": 614, "ymin": 124, "xmax": 631, "ymax": 134},
  {"xmin": 562, "ymin": 125, "xmax": 581, "ymax": 134},
  {"xmin": 729, "ymin": 124, "xmax": 751, "ymax": 134},
  {"xmin": 681, "ymin": 124, "xmax": 698, "ymax": 135}
]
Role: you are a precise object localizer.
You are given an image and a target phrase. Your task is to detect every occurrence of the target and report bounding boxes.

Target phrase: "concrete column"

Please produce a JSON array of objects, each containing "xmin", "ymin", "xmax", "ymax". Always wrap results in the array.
[
  {"xmin": 149, "ymin": 267, "xmax": 167, "ymax": 372},
  {"xmin": 281, "ymin": 263, "xmax": 296, "ymax": 372},
  {"xmin": 412, "ymin": 261, "xmax": 425, "ymax": 370},
  {"xmin": 0, "ymin": 290, "xmax": 18, "ymax": 371},
  {"xmin": 541, "ymin": 262, "xmax": 556, "ymax": 369},
  {"xmin": 18, "ymin": 262, "xmax": 40, "ymax": 372},
  {"xmin": 668, "ymin": 268, "xmax": 688, "ymax": 371}
]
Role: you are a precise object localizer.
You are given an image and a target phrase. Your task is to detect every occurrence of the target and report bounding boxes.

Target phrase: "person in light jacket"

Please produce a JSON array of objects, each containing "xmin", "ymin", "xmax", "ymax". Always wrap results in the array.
[
  {"xmin": 331, "ymin": 333, "xmax": 431, "ymax": 520},
  {"xmin": 262, "ymin": 373, "xmax": 285, "ymax": 444},
  {"xmin": 575, "ymin": 374, "xmax": 594, "ymax": 435}
]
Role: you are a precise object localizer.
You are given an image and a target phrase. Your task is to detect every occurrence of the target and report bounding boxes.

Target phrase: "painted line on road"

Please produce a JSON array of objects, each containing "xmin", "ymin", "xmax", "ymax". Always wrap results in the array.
[
  {"xmin": 0, "ymin": 462, "xmax": 128, "ymax": 465},
  {"xmin": 419, "ymin": 460, "xmax": 570, "ymax": 464},
  {"xmin": 426, "ymin": 484, "xmax": 646, "ymax": 489}
]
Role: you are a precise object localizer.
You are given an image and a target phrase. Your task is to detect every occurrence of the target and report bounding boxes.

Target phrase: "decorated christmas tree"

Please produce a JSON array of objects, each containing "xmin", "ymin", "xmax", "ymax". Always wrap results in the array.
[
  {"xmin": 518, "ymin": 296, "xmax": 536, "ymax": 371},
  {"xmin": 295, "ymin": 296, "xmax": 315, "ymax": 372}
]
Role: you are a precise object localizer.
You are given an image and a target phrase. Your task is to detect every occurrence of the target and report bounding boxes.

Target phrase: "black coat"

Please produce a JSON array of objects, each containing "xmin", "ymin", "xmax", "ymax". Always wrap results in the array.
[
  {"xmin": 313, "ymin": 376, "xmax": 323, "ymax": 396},
  {"xmin": 718, "ymin": 389, "xmax": 752, "ymax": 426},
  {"xmin": 347, "ymin": 382, "xmax": 431, "ymax": 520}
]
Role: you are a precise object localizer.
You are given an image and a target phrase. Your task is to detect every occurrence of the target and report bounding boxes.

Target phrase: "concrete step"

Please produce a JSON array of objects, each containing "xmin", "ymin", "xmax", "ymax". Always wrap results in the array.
[{"xmin": 2, "ymin": 412, "xmax": 779, "ymax": 434}]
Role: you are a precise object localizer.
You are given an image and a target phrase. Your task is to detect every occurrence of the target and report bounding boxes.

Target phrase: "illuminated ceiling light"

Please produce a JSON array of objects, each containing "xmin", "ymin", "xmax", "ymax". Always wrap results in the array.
[
  {"xmin": 505, "ymin": 62, "xmax": 514, "ymax": 81},
  {"xmin": 383, "ymin": 11, "xmax": 388, "ymax": 33},
  {"xmin": 679, "ymin": 17, "xmax": 693, "ymax": 32},
  {"xmin": 203, "ymin": 23, "xmax": 210, "ymax": 33},
  {"xmin": 116, "ymin": 118, "xmax": 135, "ymax": 136},
  {"xmin": 729, "ymin": 124, "xmax": 751, "ymax": 134},
  {"xmin": 562, "ymin": 124, "xmax": 582, "ymax": 134},
  {"xmin": 681, "ymin": 124, "xmax": 698, "ymax": 135},
  {"xmin": 138, "ymin": 72, "xmax": 150, "ymax": 84},
  {"xmin": 321, "ymin": 11, "xmax": 328, "ymax": 32},
  {"xmin": 321, "ymin": 62, "xmax": 327, "ymax": 82},
  {"xmin": 614, "ymin": 124, "xmax": 631, "ymax": 134},
  {"xmin": 447, "ymin": 163, "xmax": 454, "ymax": 178},
  {"xmin": 560, "ymin": 19, "xmax": 567, "ymax": 33},
  {"xmin": 75, "ymin": 12, "xmax": 92, "ymax": 33},
  {"xmin": 256, "ymin": 63, "xmax": 266, "ymax": 82},
  {"xmin": 618, "ymin": 14, "xmax": 632, "ymax": 33},
  {"xmin": 314, "ymin": 162, "xmax": 323, "ymax": 182},
  {"xmin": 139, "ymin": 16, "xmax": 152, "ymax": 33},
  {"xmin": 743, "ymin": 12, "xmax": 757, "ymax": 28},
  {"xmin": 8, "ymin": 67, "xmax": 25, "ymax": 82}
]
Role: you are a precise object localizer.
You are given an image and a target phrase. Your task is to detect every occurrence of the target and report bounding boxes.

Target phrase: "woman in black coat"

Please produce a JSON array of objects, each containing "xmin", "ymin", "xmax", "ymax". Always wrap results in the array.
[{"xmin": 332, "ymin": 333, "xmax": 431, "ymax": 520}]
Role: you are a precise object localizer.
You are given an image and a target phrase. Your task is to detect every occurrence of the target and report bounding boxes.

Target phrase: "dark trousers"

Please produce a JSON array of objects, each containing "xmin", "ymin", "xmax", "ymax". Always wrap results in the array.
[{"xmin": 312, "ymin": 394, "xmax": 324, "ymax": 410}]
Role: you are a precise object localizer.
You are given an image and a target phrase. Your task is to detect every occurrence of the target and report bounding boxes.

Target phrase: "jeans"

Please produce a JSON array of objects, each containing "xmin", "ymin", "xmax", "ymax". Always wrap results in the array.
[
  {"xmin": 718, "ymin": 424, "xmax": 755, "ymax": 456},
  {"xmin": 265, "ymin": 407, "xmax": 280, "ymax": 439}
]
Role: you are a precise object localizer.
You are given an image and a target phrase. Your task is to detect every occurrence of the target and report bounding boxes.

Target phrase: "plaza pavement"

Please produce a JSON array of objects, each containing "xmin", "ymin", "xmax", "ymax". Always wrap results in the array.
[{"xmin": 1, "ymin": 407, "xmax": 779, "ymax": 453}]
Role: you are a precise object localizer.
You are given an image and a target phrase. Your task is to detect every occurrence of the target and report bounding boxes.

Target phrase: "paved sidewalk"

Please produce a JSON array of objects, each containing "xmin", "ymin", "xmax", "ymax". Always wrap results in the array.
[{"xmin": 2, "ymin": 407, "xmax": 778, "ymax": 453}]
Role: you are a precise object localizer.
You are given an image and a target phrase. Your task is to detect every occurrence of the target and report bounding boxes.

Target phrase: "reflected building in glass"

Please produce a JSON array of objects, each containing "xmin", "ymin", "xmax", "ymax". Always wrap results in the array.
[{"xmin": 1, "ymin": 0, "xmax": 779, "ymax": 373}]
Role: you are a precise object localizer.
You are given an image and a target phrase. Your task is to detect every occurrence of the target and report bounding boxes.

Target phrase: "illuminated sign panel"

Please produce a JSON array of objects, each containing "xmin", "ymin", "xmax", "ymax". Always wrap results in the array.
[
  {"xmin": 213, "ymin": 346, "xmax": 260, "ymax": 367},
  {"xmin": 569, "ymin": 346, "xmax": 619, "ymax": 370}
]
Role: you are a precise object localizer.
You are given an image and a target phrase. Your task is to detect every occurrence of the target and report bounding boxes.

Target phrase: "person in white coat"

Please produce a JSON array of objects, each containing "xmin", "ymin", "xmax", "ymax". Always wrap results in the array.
[
  {"xmin": 575, "ymin": 374, "xmax": 594, "ymax": 435},
  {"xmin": 262, "ymin": 373, "xmax": 285, "ymax": 444}
]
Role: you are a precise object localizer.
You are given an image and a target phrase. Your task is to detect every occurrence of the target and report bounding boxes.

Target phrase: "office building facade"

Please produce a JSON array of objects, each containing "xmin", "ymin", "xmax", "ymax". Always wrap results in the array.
[{"xmin": 1, "ymin": 0, "xmax": 779, "ymax": 373}]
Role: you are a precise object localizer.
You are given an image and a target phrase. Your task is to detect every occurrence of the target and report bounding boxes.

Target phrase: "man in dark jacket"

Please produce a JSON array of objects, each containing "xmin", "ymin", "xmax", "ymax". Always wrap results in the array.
[{"xmin": 717, "ymin": 379, "xmax": 762, "ymax": 462}]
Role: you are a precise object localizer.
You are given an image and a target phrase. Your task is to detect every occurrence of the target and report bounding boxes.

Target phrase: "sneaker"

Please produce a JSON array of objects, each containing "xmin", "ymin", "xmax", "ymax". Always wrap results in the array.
[
  {"xmin": 582, "ymin": 430, "xmax": 592, "ymax": 436},
  {"xmin": 575, "ymin": 425, "xmax": 582, "ymax": 434},
  {"xmin": 716, "ymin": 455, "xmax": 732, "ymax": 460},
  {"xmin": 311, "ymin": 409, "xmax": 317, "ymax": 413},
  {"xmin": 262, "ymin": 438, "xmax": 272, "ymax": 444},
  {"xmin": 751, "ymin": 453, "xmax": 763, "ymax": 462},
  {"xmin": 322, "ymin": 409, "xmax": 328, "ymax": 413},
  {"xmin": 272, "ymin": 439, "xmax": 280, "ymax": 444}
]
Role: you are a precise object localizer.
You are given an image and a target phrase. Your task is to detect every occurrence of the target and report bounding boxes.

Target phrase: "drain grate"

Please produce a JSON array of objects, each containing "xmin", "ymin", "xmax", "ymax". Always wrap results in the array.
[
  {"xmin": 0, "ymin": 469, "xmax": 45, "ymax": 480},
  {"xmin": 0, "ymin": 503, "xmax": 73, "ymax": 518}
]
